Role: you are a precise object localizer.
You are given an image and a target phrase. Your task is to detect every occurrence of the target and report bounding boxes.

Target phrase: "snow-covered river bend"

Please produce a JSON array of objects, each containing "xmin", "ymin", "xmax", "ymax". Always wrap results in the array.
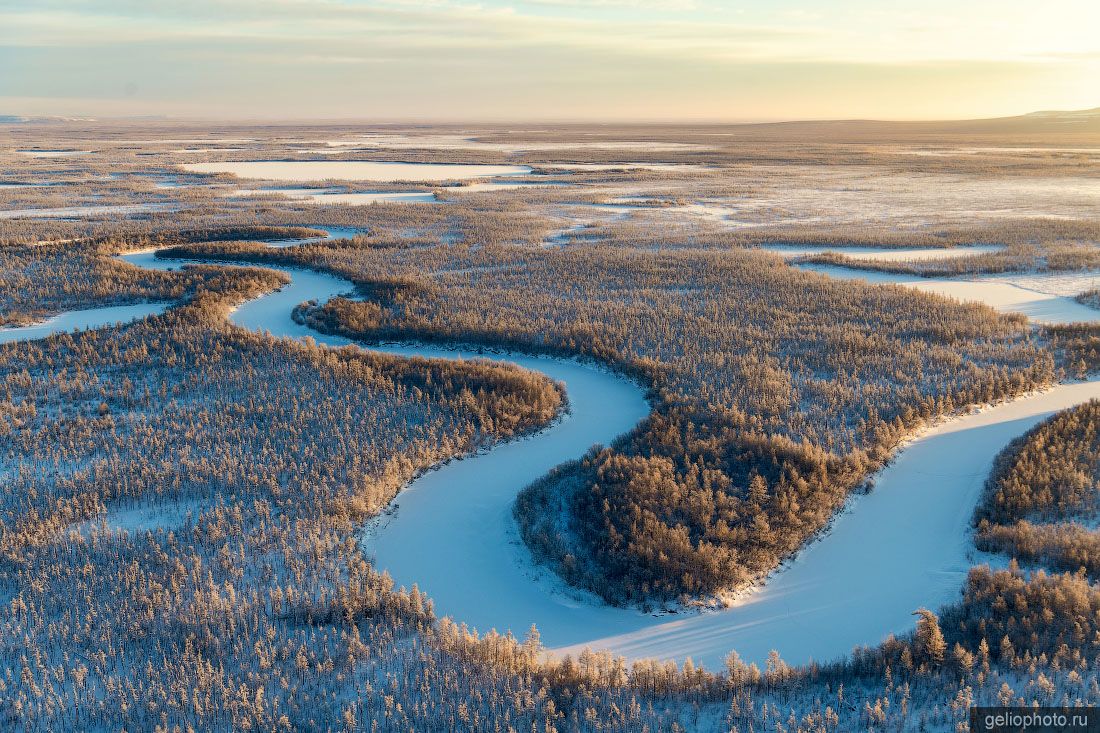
[{"xmin": 7, "ymin": 240, "xmax": 1100, "ymax": 671}]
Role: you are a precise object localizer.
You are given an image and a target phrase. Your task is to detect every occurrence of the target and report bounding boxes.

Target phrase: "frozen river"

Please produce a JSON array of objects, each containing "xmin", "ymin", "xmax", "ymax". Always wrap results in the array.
[{"xmin": 10, "ymin": 239, "xmax": 1100, "ymax": 670}]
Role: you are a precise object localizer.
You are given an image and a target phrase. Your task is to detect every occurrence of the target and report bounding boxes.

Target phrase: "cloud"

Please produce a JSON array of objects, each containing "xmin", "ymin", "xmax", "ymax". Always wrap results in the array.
[
  {"xmin": 524, "ymin": 0, "xmax": 700, "ymax": 9},
  {"xmin": 0, "ymin": 0, "xmax": 1097, "ymax": 120}
]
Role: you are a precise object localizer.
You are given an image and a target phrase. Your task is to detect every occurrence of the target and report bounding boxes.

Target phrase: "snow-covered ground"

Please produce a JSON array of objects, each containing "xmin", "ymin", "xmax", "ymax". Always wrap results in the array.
[
  {"xmin": 174, "ymin": 147, "xmax": 247, "ymax": 154},
  {"xmin": 541, "ymin": 203, "xmax": 640, "ymax": 247},
  {"xmin": 624, "ymin": 168, "xmax": 1099, "ymax": 228},
  {"xmin": 762, "ymin": 244, "xmax": 1004, "ymax": 262},
  {"xmin": 312, "ymin": 134, "xmax": 706, "ymax": 153},
  {"xmin": 228, "ymin": 188, "xmax": 437, "ymax": 205},
  {"xmin": 800, "ymin": 264, "xmax": 1100, "ymax": 325},
  {"xmin": 180, "ymin": 161, "xmax": 532, "ymax": 183},
  {"xmin": 13, "ymin": 243, "xmax": 1096, "ymax": 673},
  {"xmin": 75, "ymin": 499, "xmax": 208, "ymax": 536},
  {"xmin": 261, "ymin": 225, "xmax": 362, "ymax": 248},
  {"xmin": 105, "ymin": 138, "xmax": 255, "ymax": 145},
  {"xmin": 448, "ymin": 180, "xmax": 569, "ymax": 192},
  {"xmin": 538, "ymin": 162, "xmax": 707, "ymax": 172},
  {"xmin": 900, "ymin": 145, "xmax": 1100, "ymax": 157},
  {"xmin": 0, "ymin": 203, "xmax": 174, "ymax": 220},
  {"xmin": 17, "ymin": 149, "xmax": 92, "ymax": 158},
  {"xmin": 226, "ymin": 180, "xmax": 567, "ymax": 204}
]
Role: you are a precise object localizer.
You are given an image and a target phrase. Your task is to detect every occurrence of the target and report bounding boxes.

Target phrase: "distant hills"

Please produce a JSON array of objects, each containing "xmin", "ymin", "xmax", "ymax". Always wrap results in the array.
[
  {"xmin": 940, "ymin": 106, "xmax": 1100, "ymax": 132},
  {"xmin": 1, "ymin": 107, "xmax": 1097, "ymax": 138},
  {"xmin": 721, "ymin": 107, "xmax": 1100, "ymax": 139},
  {"xmin": 1022, "ymin": 107, "xmax": 1100, "ymax": 119}
]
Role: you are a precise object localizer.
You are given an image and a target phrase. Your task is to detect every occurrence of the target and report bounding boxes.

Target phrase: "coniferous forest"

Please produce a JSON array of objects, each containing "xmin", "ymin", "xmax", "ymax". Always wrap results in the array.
[{"xmin": 1, "ymin": 116, "xmax": 1099, "ymax": 730}]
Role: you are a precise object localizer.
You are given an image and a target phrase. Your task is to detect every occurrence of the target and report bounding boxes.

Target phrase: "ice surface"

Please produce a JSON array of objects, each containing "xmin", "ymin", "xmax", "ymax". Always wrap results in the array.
[
  {"xmin": 181, "ymin": 161, "xmax": 532, "ymax": 182},
  {"xmin": 762, "ymin": 244, "xmax": 1004, "ymax": 262},
  {"xmin": 0, "ymin": 303, "xmax": 167, "ymax": 344},
  {"xmin": 800, "ymin": 264, "xmax": 1100, "ymax": 325},
  {"xmin": 228, "ymin": 188, "xmax": 437, "ymax": 205}
]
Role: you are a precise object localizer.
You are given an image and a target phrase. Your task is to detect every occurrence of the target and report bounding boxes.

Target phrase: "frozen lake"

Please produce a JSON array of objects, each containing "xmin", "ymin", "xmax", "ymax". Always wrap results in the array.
[
  {"xmin": 762, "ymin": 244, "xmax": 1004, "ymax": 262},
  {"xmin": 229, "ymin": 188, "xmax": 437, "ymax": 205},
  {"xmin": 181, "ymin": 160, "xmax": 532, "ymax": 183},
  {"xmin": 800, "ymin": 263, "xmax": 1100, "ymax": 325}
]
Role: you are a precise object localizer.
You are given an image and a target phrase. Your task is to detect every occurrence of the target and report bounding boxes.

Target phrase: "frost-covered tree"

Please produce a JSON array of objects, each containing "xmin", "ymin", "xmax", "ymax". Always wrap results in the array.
[{"xmin": 913, "ymin": 608, "xmax": 947, "ymax": 668}]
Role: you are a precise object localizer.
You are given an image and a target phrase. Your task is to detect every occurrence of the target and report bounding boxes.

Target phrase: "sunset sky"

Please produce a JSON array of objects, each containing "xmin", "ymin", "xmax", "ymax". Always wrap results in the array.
[{"xmin": 2, "ymin": 0, "xmax": 1098, "ymax": 121}]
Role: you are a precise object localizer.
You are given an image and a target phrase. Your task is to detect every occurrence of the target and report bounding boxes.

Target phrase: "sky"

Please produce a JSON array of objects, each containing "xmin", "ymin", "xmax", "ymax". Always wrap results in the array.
[{"xmin": 1, "ymin": 0, "xmax": 1098, "ymax": 122}]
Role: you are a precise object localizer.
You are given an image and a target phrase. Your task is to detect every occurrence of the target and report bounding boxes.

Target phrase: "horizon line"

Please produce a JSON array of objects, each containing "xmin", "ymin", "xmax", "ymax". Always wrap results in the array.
[{"xmin": 5, "ymin": 105, "xmax": 1099, "ymax": 128}]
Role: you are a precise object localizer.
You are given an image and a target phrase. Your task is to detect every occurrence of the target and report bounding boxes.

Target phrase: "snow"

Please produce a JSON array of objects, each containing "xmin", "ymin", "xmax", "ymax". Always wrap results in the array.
[
  {"xmin": 985, "ymin": 269, "xmax": 1100, "ymax": 298},
  {"xmin": 118, "ymin": 250, "xmax": 355, "ymax": 338},
  {"xmin": 541, "ymin": 203, "xmax": 639, "ymax": 247},
  {"xmin": 0, "ymin": 203, "xmax": 174, "ymax": 220},
  {"xmin": 76, "ymin": 499, "xmax": 207, "ymax": 536},
  {"xmin": 448, "ymin": 180, "xmax": 569, "ymax": 192},
  {"xmin": 0, "ymin": 303, "xmax": 167, "ymax": 344},
  {"xmin": 312, "ymin": 134, "xmax": 706, "ymax": 152},
  {"xmin": 260, "ymin": 225, "xmax": 362, "ymax": 249},
  {"xmin": 106, "ymin": 138, "xmax": 255, "ymax": 145},
  {"xmin": 647, "ymin": 169, "xmax": 1100, "ymax": 228},
  {"xmin": 557, "ymin": 381, "xmax": 1100, "ymax": 668},
  {"xmin": 105, "ymin": 245, "xmax": 1100, "ymax": 671},
  {"xmin": 228, "ymin": 188, "xmax": 437, "ymax": 205},
  {"xmin": 902, "ymin": 146, "xmax": 1100, "ymax": 158},
  {"xmin": 361, "ymin": 346, "xmax": 651, "ymax": 628},
  {"xmin": 180, "ymin": 161, "xmax": 532, "ymax": 183},
  {"xmin": 226, "ymin": 182, "xmax": 570, "ymax": 203},
  {"xmin": 17, "ymin": 149, "xmax": 92, "ymax": 158},
  {"xmin": 538, "ymin": 163, "xmax": 707, "ymax": 172},
  {"xmin": 762, "ymin": 244, "xmax": 1004, "ymax": 262},
  {"xmin": 799, "ymin": 264, "xmax": 1100, "ymax": 325}
]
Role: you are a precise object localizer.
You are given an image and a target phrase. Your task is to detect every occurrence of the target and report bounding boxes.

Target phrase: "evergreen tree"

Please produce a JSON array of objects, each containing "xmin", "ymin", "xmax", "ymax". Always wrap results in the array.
[{"xmin": 913, "ymin": 608, "xmax": 947, "ymax": 667}]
